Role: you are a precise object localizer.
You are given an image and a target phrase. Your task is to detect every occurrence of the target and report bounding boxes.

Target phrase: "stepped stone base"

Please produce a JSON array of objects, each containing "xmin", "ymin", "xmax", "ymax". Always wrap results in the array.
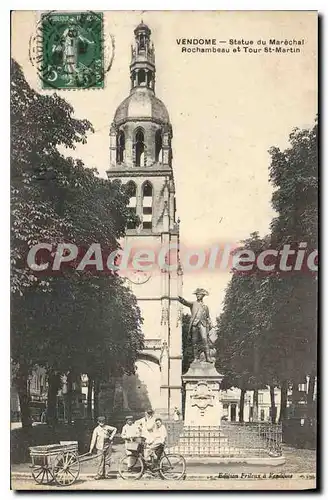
[{"xmin": 184, "ymin": 456, "xmax": 286, "ymax": 466}]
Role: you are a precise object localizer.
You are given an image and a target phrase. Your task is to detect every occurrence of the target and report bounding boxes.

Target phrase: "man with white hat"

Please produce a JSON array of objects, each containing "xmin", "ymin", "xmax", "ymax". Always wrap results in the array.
[
  {"xmin": 135, "ymin": 409, "xmax": 156, "ymax": 440},
  {"xmin": 178, "ymin": 288, "xmax": 213, "ymax": 363},
  {"xmin": 135, "ymin": 409, "xmax": 156, "ymax": 458}
]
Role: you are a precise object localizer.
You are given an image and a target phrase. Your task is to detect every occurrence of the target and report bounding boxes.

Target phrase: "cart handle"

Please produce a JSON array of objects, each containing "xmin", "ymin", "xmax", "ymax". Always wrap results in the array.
[{"xmin": 78, "ymin": 451, "xmax": 103, "ymax": 462}]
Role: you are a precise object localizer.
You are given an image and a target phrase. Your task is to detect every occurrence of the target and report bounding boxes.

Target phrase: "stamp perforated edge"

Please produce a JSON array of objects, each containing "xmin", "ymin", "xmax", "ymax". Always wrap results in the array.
[{"xmin": 29, "ymin": 10, "xmax": 115, "ymax": 92}]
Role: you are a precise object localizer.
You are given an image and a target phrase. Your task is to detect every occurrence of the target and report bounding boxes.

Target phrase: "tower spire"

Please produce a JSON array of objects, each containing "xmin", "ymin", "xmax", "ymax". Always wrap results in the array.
[
  {"xmin": 107, "ymin": 22, "xmax": 182, "ymax": 417},
  {"xmin": 130, "ymin": 21, "xmax": 155, "ymax": 92}
]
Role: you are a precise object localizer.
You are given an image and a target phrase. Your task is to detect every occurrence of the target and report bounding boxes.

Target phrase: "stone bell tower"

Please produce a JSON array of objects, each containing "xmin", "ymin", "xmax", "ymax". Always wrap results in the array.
[{"xmin": 107, "ymin": 22, "xmax": 183, "ymax": 417}]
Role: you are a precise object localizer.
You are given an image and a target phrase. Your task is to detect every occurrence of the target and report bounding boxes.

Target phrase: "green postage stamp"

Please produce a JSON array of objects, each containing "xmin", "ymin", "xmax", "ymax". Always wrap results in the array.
[{"xmin": 41, "ymin": 11, "xmax": 104, "ymax": 89}]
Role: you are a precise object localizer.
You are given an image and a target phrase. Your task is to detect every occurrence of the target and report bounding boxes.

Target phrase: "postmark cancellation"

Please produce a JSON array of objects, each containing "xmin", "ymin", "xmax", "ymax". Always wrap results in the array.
[{"xmin": 30, "ymin": 11, "xmax": 108, "ymax": 90}]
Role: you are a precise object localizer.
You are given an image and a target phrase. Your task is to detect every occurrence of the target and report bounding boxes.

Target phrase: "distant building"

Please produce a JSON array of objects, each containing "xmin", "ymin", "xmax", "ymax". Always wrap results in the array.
[
  {"xmin": 221, "ymin": 378, "xmax": 317, "ymax": 422},
  {"xmin": 10, "ymin": 367, "xmax": 47, "ymax": 422},
  {"xmin": 221, "ymin": 387, "xmax": 281, "ymax": 422},
  {"xmin": 10, "ymin": 368, "xmax": 86, "ymax": 423}
]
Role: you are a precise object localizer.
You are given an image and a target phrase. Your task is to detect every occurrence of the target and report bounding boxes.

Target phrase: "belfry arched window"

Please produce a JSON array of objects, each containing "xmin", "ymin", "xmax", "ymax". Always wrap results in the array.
[
  {"xmin": 142, "ymin": 181, "xmax": 153, "ymax": 230},
  {"xmin": 138, "ymin": 69, "xmax": 146, "ymax": 86},
  {"xmin": 148, "ymin": 71, "xmax": 153, "ymax": 89},
  {"xmin": 116, "ymin": 130, "xmax": 125, "ymax": 163},
  {"xmin": 155, "ymin": 129, "xmax": 162, "ymax": 162},
  {"xmin": 126, "ymin": 181, "xmax": 137, "ymax": 229},
  {"xmin": 139, "ymin": 34, "xmax": 146, "ymax": 51},
  {"xmin": 135, "ymin": 129, "xmax": 145, "ymax": 167}
]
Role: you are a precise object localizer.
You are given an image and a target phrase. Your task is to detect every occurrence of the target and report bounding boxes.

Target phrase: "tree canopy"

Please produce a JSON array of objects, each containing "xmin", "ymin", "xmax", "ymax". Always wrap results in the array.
[
  {"xmin": 215, "ymin": 119, "xmax": 318, "ymax": 420},
  {"xmin": 11, "ymin": 59, "xmax": 143, "ymax": 426}
]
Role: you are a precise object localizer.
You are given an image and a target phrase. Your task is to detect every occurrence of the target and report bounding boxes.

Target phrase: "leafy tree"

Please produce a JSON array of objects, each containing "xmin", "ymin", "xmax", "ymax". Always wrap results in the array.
[
  {"xmin": 269, "ymin": 119, "xmax": 318, "ymax": 248},
  {"xmin": 267, "ymin": 119, "xmax": 318, "ymax": 417},
  {"xmin": 11, "ymin": 59, "xmax": 92, "ymax": 296},
  {"xmin": 11, "ymin": 59, "xmax": 143, "ymax": 427},
  {"xmin": 216, "ymin": 119, "xmax": 318, "ymax": 423},
  {"xmin": 216, "ymin": 233, "xmax": 273, "ymax": 421}
]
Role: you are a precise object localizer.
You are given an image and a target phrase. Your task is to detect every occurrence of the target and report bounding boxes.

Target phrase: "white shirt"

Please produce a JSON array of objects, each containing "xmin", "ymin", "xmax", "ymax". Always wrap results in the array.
[
  {"xmin": 136, "ymin": 416, "xmax": 156, "ymax": 438},
  {"xmin": 148, "ymin": 424, "xmax": 167, "ymax": 446},
  {"xmin": 121, "ymin": 423, "xmax": 138, "ymax": 441},
  {"xmin": 90, "ymin": 424, "xmax": 116, "ymax": 451}
]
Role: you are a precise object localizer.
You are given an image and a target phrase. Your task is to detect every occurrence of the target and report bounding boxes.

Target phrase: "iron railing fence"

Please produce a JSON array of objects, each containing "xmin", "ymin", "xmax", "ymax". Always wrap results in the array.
[
  {"xmin": 220, "ymin": 421, "xmax": 282, "ymax": 456},
  {"xmin": 163, "ymin": 420, "xmax": 184, "ymax": 446},
  {"xmin": 163, "ymin": 421, "xmax": 282, "ymax": 458}
]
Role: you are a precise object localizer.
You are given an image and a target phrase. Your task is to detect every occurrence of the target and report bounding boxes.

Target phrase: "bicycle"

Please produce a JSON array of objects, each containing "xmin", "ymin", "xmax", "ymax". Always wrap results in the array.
[{"xmin": 118, "ymin": 443, "xmax": 186, "ymax": 481}]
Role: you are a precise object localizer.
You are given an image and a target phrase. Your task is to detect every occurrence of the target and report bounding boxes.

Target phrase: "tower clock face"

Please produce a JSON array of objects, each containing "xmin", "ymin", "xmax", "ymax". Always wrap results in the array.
[{"xmin": 127, "ymin": 269, "xmax": 152, "ymax": 285}]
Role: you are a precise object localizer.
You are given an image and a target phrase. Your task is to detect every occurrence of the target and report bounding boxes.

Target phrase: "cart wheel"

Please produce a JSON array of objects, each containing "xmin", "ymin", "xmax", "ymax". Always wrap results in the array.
[
  {"xmin": 31, "ymin": 465, "xmax": 53, "ymax": 484},
  {"xmin": 53, "ymin": 451, "xmax": 80, "ymax": 486}
]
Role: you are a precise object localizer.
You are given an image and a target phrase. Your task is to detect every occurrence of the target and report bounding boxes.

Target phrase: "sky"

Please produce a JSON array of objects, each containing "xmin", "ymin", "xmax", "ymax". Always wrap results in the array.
[{"xmin": 11, "ymin": 10, "xmax": 317, "ymax": 317}]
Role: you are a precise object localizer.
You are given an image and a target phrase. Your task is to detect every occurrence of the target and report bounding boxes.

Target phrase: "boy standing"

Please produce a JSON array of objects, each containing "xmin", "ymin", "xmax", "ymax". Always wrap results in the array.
[
  {"xmin": 121, "ymin": 415, "xmax": 138, "ymax": 467},
  {"xmin": 89, "ymin": 416, "xmax": 117, "ymax": 479}
]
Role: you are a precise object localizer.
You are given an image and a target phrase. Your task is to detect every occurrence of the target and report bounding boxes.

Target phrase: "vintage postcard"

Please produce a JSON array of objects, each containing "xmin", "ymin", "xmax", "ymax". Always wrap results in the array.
[{"xmin": 11, "ymin": 10, "xmax": 318, "ymax": 491}]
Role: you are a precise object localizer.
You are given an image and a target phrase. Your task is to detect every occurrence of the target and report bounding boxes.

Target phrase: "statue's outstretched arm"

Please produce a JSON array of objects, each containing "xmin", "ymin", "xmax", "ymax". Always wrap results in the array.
[
  {"xmin": 79, "ymin": 34, "xmax": 95, "ymax": 44},
  {"xmin": 178, "ymin": 296, "xmax": 192, "ymax": 308}
]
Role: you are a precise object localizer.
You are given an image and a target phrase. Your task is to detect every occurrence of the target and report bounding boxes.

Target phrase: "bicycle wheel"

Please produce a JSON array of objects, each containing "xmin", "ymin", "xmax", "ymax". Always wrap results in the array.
[
  {"xmin": 118, "ymin": 454, "xmax": 144, "ymax": 480},
  {"xmin": 159, "ymin": 453, "xmax": 186, "ymax": 480}
]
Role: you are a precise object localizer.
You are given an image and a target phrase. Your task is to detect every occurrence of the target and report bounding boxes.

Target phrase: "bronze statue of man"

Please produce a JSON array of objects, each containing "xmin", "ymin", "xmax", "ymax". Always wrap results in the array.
[{"xmin": 178, "ymin": 288, "xmax": 213, "ymax": 363}]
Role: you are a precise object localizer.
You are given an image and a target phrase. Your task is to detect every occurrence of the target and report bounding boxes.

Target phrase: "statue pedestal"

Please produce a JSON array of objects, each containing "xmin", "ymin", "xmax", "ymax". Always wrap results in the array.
[
  {"xmin": 183, "ymin": 360, "xmax": 224, "ymax": 427},
  {"xmin": 168, "ymin": 361, "xmax": 285, "ymax": 464},
  {"xmin": 168, "ymin": 361, "xmax": 228, "ymax": 457}
]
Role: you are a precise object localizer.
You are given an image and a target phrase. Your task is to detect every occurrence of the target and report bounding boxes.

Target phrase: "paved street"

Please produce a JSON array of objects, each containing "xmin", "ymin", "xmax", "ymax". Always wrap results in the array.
[
  {"xmin": 11, "ymin": 477, "xmax": 316, "ymax": 491},
  {"xmin": 11, "ymin": 443, "xmax": 317, "ymax": 477},
  {"xmin": 11, "ymin": 444, "xmax": 317, "ymax": 491}
]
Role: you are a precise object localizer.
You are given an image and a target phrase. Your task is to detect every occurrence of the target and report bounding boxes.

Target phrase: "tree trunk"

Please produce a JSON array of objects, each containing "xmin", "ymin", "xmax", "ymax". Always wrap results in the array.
[
  {"xmin": 269, "ymin": 385, "xmax": 276, "ymax": 423},
  {"xmin": 66, "ymin": 372, "xmax": 73, "ymax": 425},
  {"xmin": 182, "ymin": 382, "xmax": 186, "ymax": 420},
  {"xmin": 47, "ymin": 371, "xmax": 61, "ymax": 426},
  {"xmin": 93, "ymin": 379, "xmax": 100, "ymax": 421},
  {"xmin": 279, "ymin": 380, "xmax": 288, "ymax": 423},
  {"xmin": 15, "ymin": 364, "xmax": 32, "ymax": 428},
  {"xmin": 291, "ymin": 382, "xmax": 299, "ymax": 406},
  {"xmin": 253, "ymin": 340, "xmax": 260, "ymax": 422},
  {"xmin": 106, "ymin": 378, "xmax": 116, "ymax": 414},
  {"xmin": 87, "ymin": 375, "xmax": 93, "ymax": 419},
  {"xmin": 307, "ymin": 375, "xmax": 316, "ymax": 417},
  {"xmin": 66, "ymin": 372, "xmax": 73, "ymax": 424},
  {"xmin": 253, "ymin": 389, "xmax": 259, "ymax": 422},
  {"xmin": 239, "ymin": 389, "xmax": 246, "ymax": 422}
]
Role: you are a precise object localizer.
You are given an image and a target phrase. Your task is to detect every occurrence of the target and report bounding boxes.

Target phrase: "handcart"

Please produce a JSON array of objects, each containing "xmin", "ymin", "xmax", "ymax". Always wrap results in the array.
[{"xmin": 29, "ymin": 441, "xmax": 99, "ymax": 486}]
